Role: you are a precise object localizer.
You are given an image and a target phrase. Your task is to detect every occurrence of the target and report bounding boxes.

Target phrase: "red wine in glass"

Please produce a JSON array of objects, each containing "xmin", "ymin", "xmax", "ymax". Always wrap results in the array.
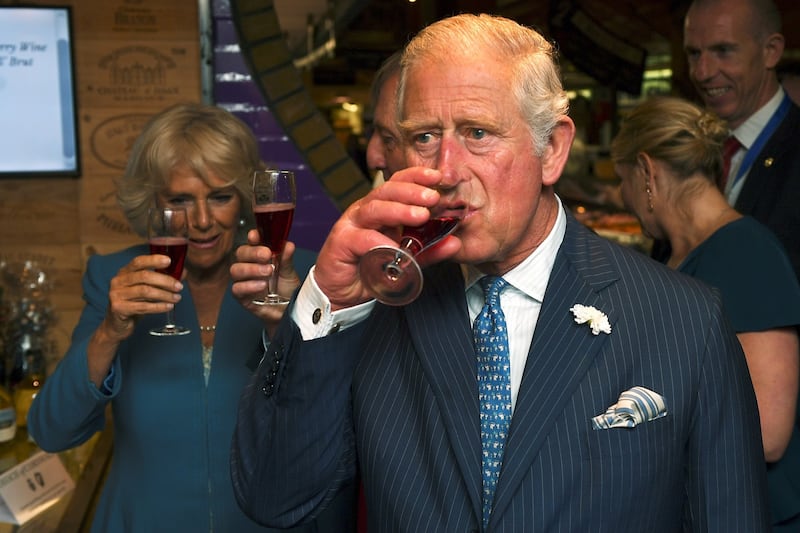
[
  {"xmin": 252, "ymin": 170, "xmax": 297, "ymax": 305},
  {"xmin": 359, "ymin": 183, "xmax": 469, "ymax": 306},
  {"xmin": 147, "ymin": 207, "xmax": 191, "ymax": 336},
  {"xmin": 149, "ymin": 237, "xmax": 188, "ymax": 280},
  {"xmin": 254, "ymin": 204, "xmax": 294, "ymax": 256},
  {"xmin": 398, "ymin": 216, "xmax": 459, "ymax": 256}
]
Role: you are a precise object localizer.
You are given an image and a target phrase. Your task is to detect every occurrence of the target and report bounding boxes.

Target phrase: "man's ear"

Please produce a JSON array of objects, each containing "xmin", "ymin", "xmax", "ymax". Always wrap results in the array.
[
  {"xmin": 541, "ymin": 116, "xmax": 576, "ymax": 187},
  {"xmin": 764, "ymin": 32, "xmax": 785, "ymax": 69}
]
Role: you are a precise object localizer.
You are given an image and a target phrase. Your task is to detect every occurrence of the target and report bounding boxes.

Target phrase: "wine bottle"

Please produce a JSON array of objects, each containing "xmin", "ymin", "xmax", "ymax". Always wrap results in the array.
[{"xmin": 13, "ymin": 349, "xmax": 45, "ymax": 428}]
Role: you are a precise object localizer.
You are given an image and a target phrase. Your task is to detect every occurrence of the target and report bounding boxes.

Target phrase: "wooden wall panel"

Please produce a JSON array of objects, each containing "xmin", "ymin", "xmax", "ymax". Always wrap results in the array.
[
  {"xmin": 75, "ymin": 40, "xmax": 200, "ymax": 109},
  {"xmin": 0, "ymin": 179, "xmax": 79, "ymax": 245},
  {"xmin": 0, "ymin": 0, "xmax": 201, "ymax": 367}
]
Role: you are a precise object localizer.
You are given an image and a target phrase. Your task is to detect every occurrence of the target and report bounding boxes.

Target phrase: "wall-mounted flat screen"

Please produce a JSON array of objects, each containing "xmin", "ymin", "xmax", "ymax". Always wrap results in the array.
[{"xmin": 0, "ymin": 6, "xmax": 79, "ymax": 177}]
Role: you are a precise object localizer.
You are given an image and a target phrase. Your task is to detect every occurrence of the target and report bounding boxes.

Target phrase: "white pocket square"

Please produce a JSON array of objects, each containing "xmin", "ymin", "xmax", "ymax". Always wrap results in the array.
[{"xmin": 591, "ymin": 386, "xmax": 668, "ymax": 430}]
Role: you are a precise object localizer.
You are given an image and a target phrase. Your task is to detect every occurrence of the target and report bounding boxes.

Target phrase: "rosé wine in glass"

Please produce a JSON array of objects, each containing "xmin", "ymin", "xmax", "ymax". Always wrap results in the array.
[
  {"xmin": 358, "ymin": 182, "xmax": 469, "ymax": 306},
  {"xmin": 149, "ymin": 237, "xmax": 188, "ymax": 280},
  {"xmin": 147, "ymin": 207, "xmax": 191, "ymax": 336},
  {"xmin": 252, "ymin": 170, "xmax": 297, "ymax": 305}
]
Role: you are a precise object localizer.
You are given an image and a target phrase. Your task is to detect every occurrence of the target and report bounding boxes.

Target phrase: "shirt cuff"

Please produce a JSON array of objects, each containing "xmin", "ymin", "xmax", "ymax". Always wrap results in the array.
[{"xmin": 291, "ymin": 265, "xmax": 375, "ymax": 340}]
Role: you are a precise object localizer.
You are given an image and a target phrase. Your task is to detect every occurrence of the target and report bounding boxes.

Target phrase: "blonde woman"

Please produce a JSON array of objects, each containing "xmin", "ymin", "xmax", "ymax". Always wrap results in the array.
[
  {"xmin": 27, "ymin": 103, "xmax": 349, "ymax": 532},
  {"xmin": 612, "ymin": 95, "xmax": 800, "ymax": 529}
]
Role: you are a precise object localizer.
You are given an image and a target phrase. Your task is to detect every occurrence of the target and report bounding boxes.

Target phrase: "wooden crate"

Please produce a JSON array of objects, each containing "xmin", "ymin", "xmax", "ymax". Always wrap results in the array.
[
  {"xmin": 75, "ymin": 39, "xmax": 201, "ymax": 109},
  {"xmin": 0, "ymin": 179, "xmax": 79, "ymax": 246},
  {"xmin": 79, "ymin": 174, "xmax": 143, "ymax": 245},
  {"xmin": 70, "ymin": 0, "xmax": 199, "ymax": 42},
  {"xmin": 79, "ymin": 109, "xmax": 154, "ymax": 175}
]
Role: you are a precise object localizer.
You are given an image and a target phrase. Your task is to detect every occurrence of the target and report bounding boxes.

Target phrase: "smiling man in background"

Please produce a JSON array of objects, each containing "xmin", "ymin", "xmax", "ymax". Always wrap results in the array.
[{"xmin": 684, "ymin": 0, "xmax": 800, "ymax": 280}]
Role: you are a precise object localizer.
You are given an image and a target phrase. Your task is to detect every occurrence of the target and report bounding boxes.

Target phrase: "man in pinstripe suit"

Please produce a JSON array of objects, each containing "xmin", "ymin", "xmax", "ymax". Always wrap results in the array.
[{"xmin": 230, "ymin": 13, "xmax": 769, "ymax": 532}]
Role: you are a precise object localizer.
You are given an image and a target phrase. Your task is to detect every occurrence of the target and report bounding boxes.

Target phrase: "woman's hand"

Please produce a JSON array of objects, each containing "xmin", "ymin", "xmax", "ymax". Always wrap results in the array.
[
  {"xmin": 88, "ymin": 253, "xmax": 183, "ymax": 387},
  {"xmin": 100, "ymin": 254, "xmax": 183, "ymax": 342},
  {"xmin": 230, "ymin": 230, "xmax": 302, "ymax": 328}
]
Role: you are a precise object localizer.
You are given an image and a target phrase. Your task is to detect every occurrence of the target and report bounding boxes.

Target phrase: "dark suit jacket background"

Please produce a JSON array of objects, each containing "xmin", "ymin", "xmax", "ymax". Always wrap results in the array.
[
  {"xmin": 726, "ymin": 102, "xmax": 800, "ymax": 526},
  {"xmin": 231, "ymin": 211, "xmax": 769, "ymax": 532},
  {"xmin": 734, "ymin": 101, "xmax": 800, "ymax": 281}
]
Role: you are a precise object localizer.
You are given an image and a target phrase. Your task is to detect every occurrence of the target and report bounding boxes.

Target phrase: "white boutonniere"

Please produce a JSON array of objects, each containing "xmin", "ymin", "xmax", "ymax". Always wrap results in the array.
[{"xmin": 570, "ymin": 304, "xmax": 611, "ymax": 335}]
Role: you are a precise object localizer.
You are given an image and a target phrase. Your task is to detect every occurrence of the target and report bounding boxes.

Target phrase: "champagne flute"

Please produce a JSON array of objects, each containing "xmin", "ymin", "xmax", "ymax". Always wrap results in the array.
[
  {"xmin": 147, "ymin": 207, "xmax": 191, "ymax": 336},
  {"xmin": 252, "ymin": 169, "xmax": 296, "ymax": 305},
  {"xmin": 358, "ymin": 180, "xmax": 471, "ymax": 306}
]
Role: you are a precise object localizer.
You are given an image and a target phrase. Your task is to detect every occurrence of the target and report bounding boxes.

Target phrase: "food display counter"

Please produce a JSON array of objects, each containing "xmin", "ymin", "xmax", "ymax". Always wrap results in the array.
[{"xmin": 0, "ymin": 421, "xmax": 112, "ymax": 533}]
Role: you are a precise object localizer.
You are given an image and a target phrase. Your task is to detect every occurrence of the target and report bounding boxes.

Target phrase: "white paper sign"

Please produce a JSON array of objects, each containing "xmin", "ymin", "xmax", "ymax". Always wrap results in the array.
[{"xmin": 0, "ymin": 451, "xmax": 75, "ymax": 524}]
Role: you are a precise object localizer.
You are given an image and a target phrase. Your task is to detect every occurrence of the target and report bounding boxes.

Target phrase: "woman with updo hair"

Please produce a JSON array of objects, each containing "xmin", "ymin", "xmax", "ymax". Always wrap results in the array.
[{"xmin": 612, "ymin": 95, "xmax": 800, "ymax": 523}]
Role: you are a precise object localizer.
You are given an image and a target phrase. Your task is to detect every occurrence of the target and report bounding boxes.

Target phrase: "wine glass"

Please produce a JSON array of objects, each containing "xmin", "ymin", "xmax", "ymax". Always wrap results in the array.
[
  {"xmin": 358, "ymin": 180, "xmax": 471, "ymax": 306},
  {"xmin": 252, "ymin": 169, "xmax": 296, "ymax": 305},
  {"xmin": 147, "ymin": 207, "xmax": 191, "ymax": 336}
]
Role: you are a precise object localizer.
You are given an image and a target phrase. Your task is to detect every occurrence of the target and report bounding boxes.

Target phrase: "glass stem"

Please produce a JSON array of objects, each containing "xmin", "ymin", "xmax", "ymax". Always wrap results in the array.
[
  {"xmin": 164, "ymin": 308, "xmax": 177, "ymax": 330},
  {"xmin": 268, "ymin": 254, "xmax": 282, "ymax": 297}
]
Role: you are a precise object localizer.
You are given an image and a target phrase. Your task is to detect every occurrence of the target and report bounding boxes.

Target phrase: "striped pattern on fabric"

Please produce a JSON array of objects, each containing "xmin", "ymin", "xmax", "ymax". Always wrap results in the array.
[{"xmin": 591, "ymin": 386, "xmax": 668, "ymax": 430}]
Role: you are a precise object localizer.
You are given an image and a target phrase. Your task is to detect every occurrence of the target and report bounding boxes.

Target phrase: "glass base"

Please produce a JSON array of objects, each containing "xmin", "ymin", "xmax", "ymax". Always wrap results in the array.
[
  {"xmin": 252, "ymin": 295, "xmax": 291, "ymax": 306},
  {"xmin": 149, "ymin": 325, "xmax": 191, "ymax": 336},
  {"xmin": 359, "ymin": 245, "xmax": 423, "ymax": 306}
]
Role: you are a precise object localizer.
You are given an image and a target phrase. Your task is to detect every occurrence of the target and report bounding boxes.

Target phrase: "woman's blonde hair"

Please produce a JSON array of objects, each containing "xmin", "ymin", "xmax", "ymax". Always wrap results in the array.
[
  {"xmin": 611, "ymin": 96, "xmax": 729, "ymax": 183},
  {"xmin": 116, "ymin": 102, "xmax": 264, "ymax": 242}
]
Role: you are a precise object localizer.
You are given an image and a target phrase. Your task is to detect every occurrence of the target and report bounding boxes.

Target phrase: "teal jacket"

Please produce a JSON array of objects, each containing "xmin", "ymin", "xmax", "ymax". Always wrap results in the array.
[{"xmin": 27, "ymin": 245, "xmax": 345, "ymax": 532}]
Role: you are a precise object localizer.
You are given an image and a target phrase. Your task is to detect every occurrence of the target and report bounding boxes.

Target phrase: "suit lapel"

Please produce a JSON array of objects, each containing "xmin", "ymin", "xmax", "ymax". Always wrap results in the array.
[
  {"xmin": 491, "ymin": 215, "xmax": 620, "ymax": 524},
  {"xmin": 736, "ymin": 103, "xmax": 800, "ymax": 214},
  {"xmin": 404, "ymin": 263, "xmax": 483, "ymax": 519}
]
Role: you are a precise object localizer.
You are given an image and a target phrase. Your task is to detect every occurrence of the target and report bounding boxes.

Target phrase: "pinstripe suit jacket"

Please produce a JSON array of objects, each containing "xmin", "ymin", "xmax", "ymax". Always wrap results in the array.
[{"xmin": 231, "ymin": 211, "xmax": 769, "ymax": 532}]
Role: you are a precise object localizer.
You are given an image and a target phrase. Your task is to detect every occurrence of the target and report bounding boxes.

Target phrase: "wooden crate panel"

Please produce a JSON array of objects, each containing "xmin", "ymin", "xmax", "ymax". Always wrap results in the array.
[
  {"xmin": 75, "ymin": 39, "xmax": 201, "ymax": 109},
  {"xmin": 78, "ymin": 109, "xmax": 155, "ymax": 175},
  {"xmin": 79, "ymin": 174, "xmax": 143, "ymax": 245},
  {"xmin": 70, "ymin": 0, "xmax": 199, "ymax": 42},
  {"xmin": 0, "ymin": 178, "xmax": 79, "ymax": 245}
]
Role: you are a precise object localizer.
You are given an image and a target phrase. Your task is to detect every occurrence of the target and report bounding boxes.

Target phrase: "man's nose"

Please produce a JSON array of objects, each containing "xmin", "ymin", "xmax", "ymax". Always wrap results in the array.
[
  {"xmin": 366, "ymin": 134, "xmax": 386, "ymax": 174},
  {"xmin": 692, "ymin": 52, "xmax": 715, "ymax": 82}
]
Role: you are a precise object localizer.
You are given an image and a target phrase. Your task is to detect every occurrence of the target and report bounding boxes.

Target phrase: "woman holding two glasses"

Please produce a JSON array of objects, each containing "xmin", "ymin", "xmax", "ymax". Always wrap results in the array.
[{"xmin": 27, "ymin": 103, "xmax": 351, "ymax": 532}]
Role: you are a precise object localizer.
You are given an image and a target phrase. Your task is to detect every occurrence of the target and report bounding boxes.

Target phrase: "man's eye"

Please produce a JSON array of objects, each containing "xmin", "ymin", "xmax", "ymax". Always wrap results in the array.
[
  {"xmin": 415, "ymin": 132, "xmax": 433, "ymax": 144},
  {"xmin": 470, "ymin": 128, "xmax": 487, "ymax": 140}
]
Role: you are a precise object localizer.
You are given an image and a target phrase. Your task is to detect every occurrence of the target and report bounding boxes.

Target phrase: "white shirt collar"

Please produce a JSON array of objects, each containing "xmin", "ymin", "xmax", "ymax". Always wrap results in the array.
[
  {"xmin": 463, "ymin": 195, "xmax": 567, "ymax": 302},
  {"xmin": 733, "ymin": 87, "xmax": 786, "ymax": 148}
]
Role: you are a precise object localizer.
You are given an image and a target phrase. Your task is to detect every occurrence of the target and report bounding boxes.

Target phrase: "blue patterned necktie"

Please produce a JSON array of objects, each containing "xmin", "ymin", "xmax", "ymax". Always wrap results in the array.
[{"xmin": 474, "ymin": 276, "xmax": 511, "ymax": 529}]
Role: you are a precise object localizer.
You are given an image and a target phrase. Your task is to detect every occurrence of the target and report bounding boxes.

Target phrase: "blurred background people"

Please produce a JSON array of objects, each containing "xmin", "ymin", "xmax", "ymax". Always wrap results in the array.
[
  {"xmin": 365, "ymin": 50, "xmax": 404, "ymax": 188},
  {"xmin": 612, "ymin": 95, "xmax": 800, "ymax": 531},
  {"xmin": 683, "ymin": 0, "xmax": 800, "ymax": 279},
  {"xmin": 27, "ymin": 102, "xmax": 350, "ymax": 532}
]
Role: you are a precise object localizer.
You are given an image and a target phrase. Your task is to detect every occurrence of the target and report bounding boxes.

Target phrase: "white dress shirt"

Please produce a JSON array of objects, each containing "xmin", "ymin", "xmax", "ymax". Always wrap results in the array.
[{"xmin": 291, "ymin": 197, "xmax": 568, "ymax": 413}]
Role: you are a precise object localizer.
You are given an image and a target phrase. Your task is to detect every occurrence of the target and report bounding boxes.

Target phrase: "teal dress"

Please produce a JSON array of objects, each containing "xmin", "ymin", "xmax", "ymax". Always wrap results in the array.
[
  {"xmin": 26, "ymin": 245, "xmax": 348, "ymax": 532},
  {"xmin": 679, "ymin": 216, "xmax": 800, "ymax": 527}
]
